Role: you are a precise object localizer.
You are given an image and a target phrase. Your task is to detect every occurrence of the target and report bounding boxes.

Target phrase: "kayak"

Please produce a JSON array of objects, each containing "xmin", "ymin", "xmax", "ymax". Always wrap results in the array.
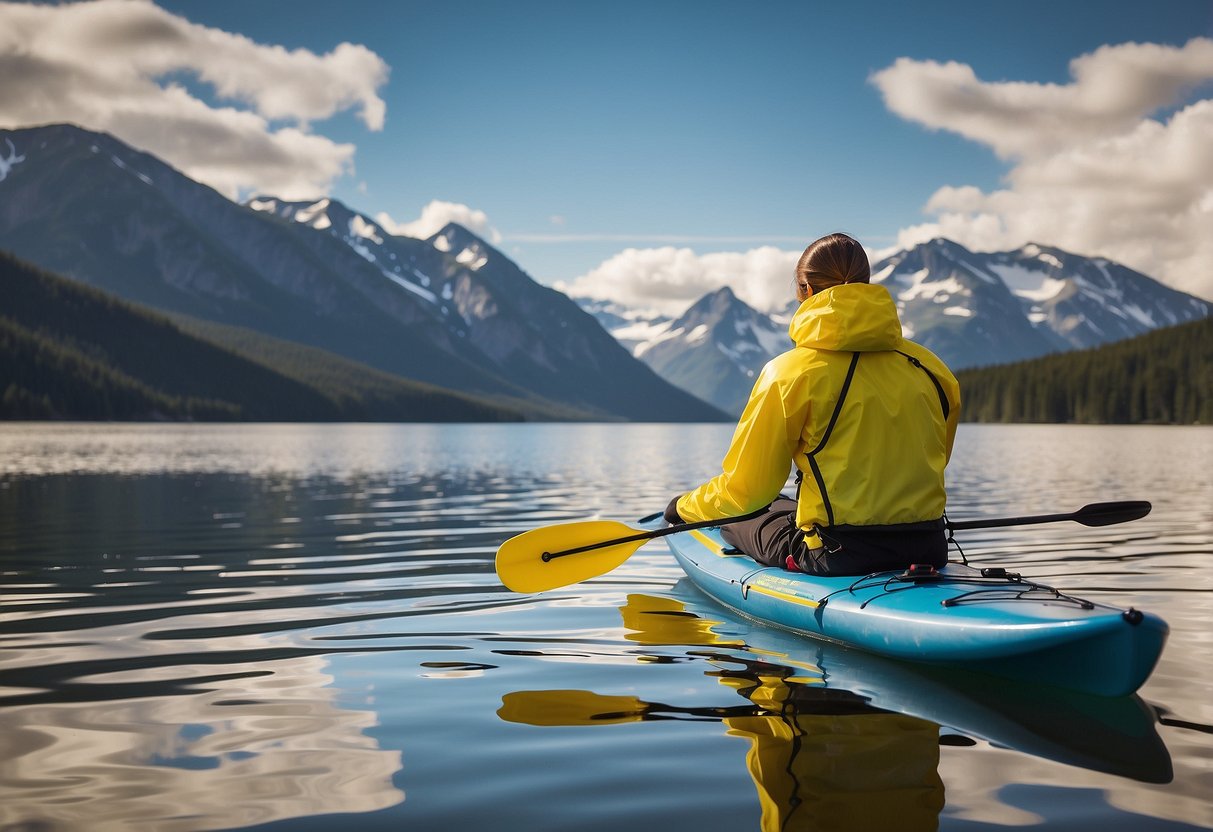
[{"xmin": 664, "ymin": 524, "xmax": 1168, "ymax": 697}]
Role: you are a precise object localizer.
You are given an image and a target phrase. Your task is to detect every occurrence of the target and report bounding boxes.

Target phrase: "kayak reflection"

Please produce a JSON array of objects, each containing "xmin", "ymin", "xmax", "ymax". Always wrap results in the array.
[
  {"xmin": 499, "ymin": 653, "xmax": 944, "ymax": 830},
  {"xmin": 498, "ymin": 589, "xmax": 1171, "ymax": 831},
  {"xmin": 620, "ymin": 588, "xmax": 1171, "ymax": 785}
]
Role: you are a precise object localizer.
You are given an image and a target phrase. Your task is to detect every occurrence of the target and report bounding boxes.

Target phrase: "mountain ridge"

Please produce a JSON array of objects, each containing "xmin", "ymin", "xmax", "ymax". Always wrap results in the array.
[
  {"xmin": 0, "ymin": 249, "xmax": 526, "ymax": 422},
  {"xmin": 0, "ymin": 123, "xmax": 727, "ymax": 423},
  {"xmin": 581, "ymin": 238, "xmax": 1210, "ymax": 415}
]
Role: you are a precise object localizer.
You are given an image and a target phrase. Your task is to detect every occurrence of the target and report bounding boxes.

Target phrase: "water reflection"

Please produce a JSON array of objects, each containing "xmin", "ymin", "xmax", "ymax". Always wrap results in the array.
[
  {"xmin": 501, "ymin": 665, "xmax": 945, "ymax": 832},
  {"xmin": 0, "ymin": 651, "xmax": 403, "ymax": 831},
  {"xmin": 500, "ymin": 591, "xmax": 1174, "ymax": 830}
]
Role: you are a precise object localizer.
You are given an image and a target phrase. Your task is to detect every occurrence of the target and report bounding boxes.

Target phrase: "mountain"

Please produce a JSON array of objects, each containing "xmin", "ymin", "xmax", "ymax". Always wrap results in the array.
[
  {"xmin": 0, "ymin": 123, "xmax": 725, "ymax": 422},
  {"xmin": 585, "ymin": 239, "xmax": 1210, "ymax": 415},
  {"xmin": 0, "ymin": 250, "xmax": 525, "ymax": 422},
  {"xmin": 871, "ymin": 238, "xmax": 1210, "ymax": 369},
  {"xmin": 589, "ymin": 287, "xmax": 789, "ymax": 415},
  {"xmin": 955, "ymin": 316, "xmax": 1212, "ymax": 424},
  {"xmin": 574, "ymin": 298, "xmax": 674, "ymax": 355},
  {"xmin": 246, "ymin": 196, "xmax": 723, "ymax": 420}
]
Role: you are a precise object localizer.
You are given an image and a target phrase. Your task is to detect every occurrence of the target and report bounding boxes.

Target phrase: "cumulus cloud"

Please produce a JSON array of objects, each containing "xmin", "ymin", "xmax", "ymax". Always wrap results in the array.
[
  {"xmin": 0, "ymin": 0, "xmax": 389, "ymax": 199},
  {"xmin": 872, "ymin": 38, "xmax": 1213, "ymax": 299},
  {"xmin": 557, "ymin": 246, "xmax": 802, "ymax": 316},
  {"xmin": 376, "ymin": 200, "xmax": 502, "ymax": 244}
]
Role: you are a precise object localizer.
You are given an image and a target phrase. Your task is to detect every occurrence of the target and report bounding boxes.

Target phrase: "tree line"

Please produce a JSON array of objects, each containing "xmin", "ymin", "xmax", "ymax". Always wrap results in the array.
[
  {"xmin": 956, "ymin": 316, "xmax": 1211, "ymax": 424},
  {"xmin": 0, "ymin": 250, "xmax": 526, "ymax": 422}
]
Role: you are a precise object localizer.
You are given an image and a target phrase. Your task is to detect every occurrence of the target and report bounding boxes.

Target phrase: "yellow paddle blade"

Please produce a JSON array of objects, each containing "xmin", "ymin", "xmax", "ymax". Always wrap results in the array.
[
  {"xmin": 495, "ymin": 520, "xmax": 646, "ymax": 593},
  {"xmin": 498, "ymin": 689, "xmax": 647, "ymax": 726}
]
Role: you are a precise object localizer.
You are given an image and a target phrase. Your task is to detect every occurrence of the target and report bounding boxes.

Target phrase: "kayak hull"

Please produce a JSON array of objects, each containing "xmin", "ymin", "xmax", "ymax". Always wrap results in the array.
[{"xmin": 666, "ymin": 526, "xmax": 1168, "ymax": 697}]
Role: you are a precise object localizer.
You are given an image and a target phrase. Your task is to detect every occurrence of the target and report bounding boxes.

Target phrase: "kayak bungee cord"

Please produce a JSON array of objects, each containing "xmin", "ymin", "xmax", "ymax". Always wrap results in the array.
[{"xmin": 811, "ymin": 565, "xmax": 1101, "ymax": 612}]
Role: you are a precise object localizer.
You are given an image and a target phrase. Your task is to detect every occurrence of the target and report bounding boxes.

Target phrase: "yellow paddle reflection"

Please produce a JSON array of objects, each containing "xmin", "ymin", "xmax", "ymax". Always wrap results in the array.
[{"xmin": 499, "ymin": 594, "xmax": 945, "ymax": 831}]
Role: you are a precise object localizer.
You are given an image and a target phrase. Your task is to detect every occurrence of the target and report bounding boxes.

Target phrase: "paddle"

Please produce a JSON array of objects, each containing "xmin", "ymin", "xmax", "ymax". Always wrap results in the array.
[
  {"xmin": 945, "ymin": 500, "xmax": 1151, "ymax": 531},
  {"xmin": 496, "ymin": 500, "xmax": 1151, "ymax": 593},
  {"xmin": 495, "ymin": 508, "xmax": 764, "ymax": 593}
]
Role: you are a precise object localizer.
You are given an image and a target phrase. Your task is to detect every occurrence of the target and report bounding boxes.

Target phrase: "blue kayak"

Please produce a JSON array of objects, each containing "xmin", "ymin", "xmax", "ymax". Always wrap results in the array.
[{"xmin": 665, "ymin": 525, "xmax": 1168, "ymax": 697}]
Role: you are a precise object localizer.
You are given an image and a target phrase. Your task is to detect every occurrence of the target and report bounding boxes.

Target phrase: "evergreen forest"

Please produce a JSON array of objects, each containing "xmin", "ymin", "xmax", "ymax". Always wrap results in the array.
[
  {"xmin": 956, "ymin": 317, "xmax": 1212, "ymax": 424},
  {"xmin": 0, "ymin": 251, "xmax": 527, "ymax": 422}
]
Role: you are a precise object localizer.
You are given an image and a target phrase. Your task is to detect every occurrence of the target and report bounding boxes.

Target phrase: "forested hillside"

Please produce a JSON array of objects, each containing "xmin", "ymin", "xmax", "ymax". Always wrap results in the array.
[
  {"xmin": 0, "ymin": 251, "xmax": 527, "ymax": 422},
  {"xmin": 957, "ymin": 317, "xmax": 1212, "ymax": 424}
]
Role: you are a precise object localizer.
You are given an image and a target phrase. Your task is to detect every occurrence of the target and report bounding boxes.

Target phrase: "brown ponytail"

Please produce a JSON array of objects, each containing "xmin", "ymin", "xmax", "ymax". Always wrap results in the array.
[{"xmin": 795, "ymin": 233, "xmax": 870, "ymax": 302}]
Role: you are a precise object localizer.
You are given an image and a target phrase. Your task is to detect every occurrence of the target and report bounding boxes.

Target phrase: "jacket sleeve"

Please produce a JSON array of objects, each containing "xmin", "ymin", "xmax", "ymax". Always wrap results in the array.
[{"xmin": 676, "ymin": 362, "xmax": 803, "ymax": 522}]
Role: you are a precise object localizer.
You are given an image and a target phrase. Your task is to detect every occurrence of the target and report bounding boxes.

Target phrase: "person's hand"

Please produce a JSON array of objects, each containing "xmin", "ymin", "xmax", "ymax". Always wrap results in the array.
[{"xmin": 663, "ymin": 495, "xmax": 685, "ymax": 525}]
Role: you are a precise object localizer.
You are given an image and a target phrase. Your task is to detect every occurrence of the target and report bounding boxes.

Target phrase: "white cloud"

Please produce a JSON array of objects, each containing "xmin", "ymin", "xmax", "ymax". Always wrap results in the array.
[
  {"xmin": 376, "ymin": 200, "xmax": 502, "ymax": 244},
  {"xmin": 871, "ymin": 39, "xmax": 1213, "ymax": 299},
  {"xmin": 0, "ymin": 0, "xmax": 389, "ymax": 199},
  {"xmin": 871, "ymin": 40, "xmax": 1213, "ymax": 160},
  {"xmin": 557, "ymin": 246, "xmax": 802, "ymax": 316}
]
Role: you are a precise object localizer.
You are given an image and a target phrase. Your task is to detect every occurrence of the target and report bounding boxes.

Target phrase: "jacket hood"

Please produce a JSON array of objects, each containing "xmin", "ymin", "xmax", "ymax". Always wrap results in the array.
[{"xmin": 788, "ymin": 283, "xmax": 904, "ymax": 352}]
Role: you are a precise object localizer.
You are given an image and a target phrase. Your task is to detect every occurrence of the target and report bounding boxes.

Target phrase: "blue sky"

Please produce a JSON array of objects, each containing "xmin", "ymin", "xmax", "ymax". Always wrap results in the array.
[
  {"xmin": 147, "ymin": 0, "xmax": 1213, "ymax": 286},
  {"xmin": 5, "ymin": 0, "xmax": 1213, "ymax": 308}
]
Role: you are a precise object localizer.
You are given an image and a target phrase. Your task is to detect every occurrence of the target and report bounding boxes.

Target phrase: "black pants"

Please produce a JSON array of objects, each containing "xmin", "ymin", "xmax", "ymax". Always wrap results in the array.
[{"xmin": 721, "ymin": 499, "xmax": 949, "ymax": 577}]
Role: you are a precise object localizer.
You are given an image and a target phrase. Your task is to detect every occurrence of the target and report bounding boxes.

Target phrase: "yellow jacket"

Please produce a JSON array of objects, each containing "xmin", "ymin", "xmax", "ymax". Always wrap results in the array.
[{"xmin": 677, "ymin": 283, "xmax": 960, "ymax": 533}]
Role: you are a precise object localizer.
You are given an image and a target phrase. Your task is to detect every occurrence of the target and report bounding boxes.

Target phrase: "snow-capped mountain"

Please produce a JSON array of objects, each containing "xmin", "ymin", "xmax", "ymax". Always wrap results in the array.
[
  {"xmin": 576, "ymin": 298, "xmax": 673, "ymax": 354},
  {"xmin": 582, "ymin": 287, "xmax": 789, "ymax": 415},
  {"xmin": 0, "ymin": 123, "xmax": 726, "ymax": 422},
  {"xmin": 244, "ymin": 195, "xmax": 725, "ymax": 419},
  {"xmin": 586, "ymin": 239, "xmax": 1209, "ymax": 415},
  {"xmin": 980, "ymin": 243, "xmax": 1208, "ymax": 349},
  {"xmin": 247, "ymin": 196, "xmax": 469, "ymax": 330},
  {"xmin": 873, "ymin": 239, "xmax": 1210, "ymax": 368}
]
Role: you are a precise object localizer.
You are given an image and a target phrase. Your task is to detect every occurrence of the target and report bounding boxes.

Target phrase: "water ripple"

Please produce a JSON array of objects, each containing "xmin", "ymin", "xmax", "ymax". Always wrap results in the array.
[{"xmin": 1, "ymin": 423, "xmax": 1211, "ymax": 831}]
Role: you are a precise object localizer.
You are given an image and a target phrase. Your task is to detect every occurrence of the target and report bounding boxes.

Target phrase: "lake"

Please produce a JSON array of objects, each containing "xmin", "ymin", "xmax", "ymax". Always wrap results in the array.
[{"xmin": 1, "ymin": 422, "xmax": 1210, "ymax": 831}]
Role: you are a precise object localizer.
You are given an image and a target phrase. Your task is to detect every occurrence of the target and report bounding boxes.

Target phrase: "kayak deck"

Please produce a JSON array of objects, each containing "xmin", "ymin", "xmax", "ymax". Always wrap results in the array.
[{"xmin": 665, "ymin": 525, "xmax": 1168, "ymax": 697}]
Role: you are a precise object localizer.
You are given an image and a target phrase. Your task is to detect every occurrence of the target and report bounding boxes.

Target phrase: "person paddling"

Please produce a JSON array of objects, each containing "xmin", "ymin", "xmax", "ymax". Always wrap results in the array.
[{"xmin": 664, "ymin": 233, "xmax": 961, "ymax": 576}]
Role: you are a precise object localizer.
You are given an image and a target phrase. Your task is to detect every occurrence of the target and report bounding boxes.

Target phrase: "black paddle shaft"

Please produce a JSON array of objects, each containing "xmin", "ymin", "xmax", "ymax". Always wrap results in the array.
[
  {"xmin": 545, "ymin": 501, "xmax": 1151, "ymax": 561},
  {"xmin": 543, "ymin": 507, "xmax": 767, "ymax": 561},
  {"xmin": 946, "ymin": 501, "xmax": 1151, "ymax": 532}
]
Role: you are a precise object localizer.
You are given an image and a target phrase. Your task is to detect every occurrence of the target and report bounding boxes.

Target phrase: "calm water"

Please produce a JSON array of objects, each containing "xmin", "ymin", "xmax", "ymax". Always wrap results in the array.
[{"xmin": 1, "ymin": 422, "xmax": 1210, "ymax": 831}]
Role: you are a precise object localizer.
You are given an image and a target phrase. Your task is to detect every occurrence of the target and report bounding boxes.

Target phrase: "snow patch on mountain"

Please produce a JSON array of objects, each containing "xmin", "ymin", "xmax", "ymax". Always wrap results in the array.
[
  {"xmin": 378, "ymin": 266, "xmax": 437, "ymax": 304},
  {"xmin": 751, "ymin": 319, "xmax": 791, "ymax": 356},
  {"xmin": 295, "ymin": 199, "xmax": 331, "ymax": 230},
  {"xmin": 988, "ymin": 264, "xmax": 1065, "ymax": 302},
  {"xmin": 897, "ymin": 271, "xmax": 969, "ymax": 303},
  {"xmin": 455, "ymin": 243, "xmax": 488, "ymax": 271},
  {"xmin": 109, "ymin": 154, "xmax": 152, "ymax": 186},
  {"xmin": 871, "ymin": 263, "xmax": 896, "ymax": 284},
  {"xmin": 633, "ymin": 324, "xmax": 680, "ymax": 358},
  {"xmin": 0, "ymin": 139, "xmax": 26, "ymax": 183},
  {"xmin": 1123, "ymin": 304, "xmax": 1156, "ymax": 328},
  {"xmin": 615, "ymin": 319, "xmax": 674, "ymax": 354},
  {"xmin": 349, "ymin": 214, "xmax": 382, "ymax": 243},
  {"xmin": 957, "ymin": 259, "xmax": 999, "ymax": 284}
]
